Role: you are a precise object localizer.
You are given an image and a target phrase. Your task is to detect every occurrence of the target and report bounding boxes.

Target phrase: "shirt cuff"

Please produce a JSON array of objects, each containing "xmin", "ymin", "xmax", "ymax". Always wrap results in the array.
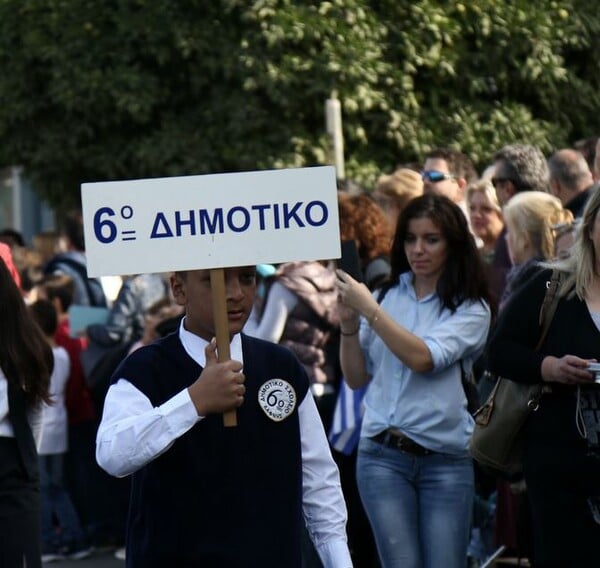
[
  {"xmin": 423, "ymin": 338, "xmax": 442, "ymax": 369},
  {"xmin": 317, "ymin": 538, "xmax": 353, "ymax": 568},
  {"xmin": 159, "ymin": 388, "xmax": 204, "ymax": 435}
]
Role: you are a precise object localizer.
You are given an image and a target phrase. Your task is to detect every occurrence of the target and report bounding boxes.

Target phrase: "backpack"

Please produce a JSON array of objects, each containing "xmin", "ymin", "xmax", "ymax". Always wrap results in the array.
[{"xmin": 45, "ymin": 256, "xmax": 107, "ymax": 308}]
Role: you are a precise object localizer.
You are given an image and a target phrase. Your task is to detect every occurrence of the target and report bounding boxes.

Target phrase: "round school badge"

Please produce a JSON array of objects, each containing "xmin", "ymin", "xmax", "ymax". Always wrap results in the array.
[{"xmin": 258, "ymin": 379, "xmax": 296, "ymax": 422}]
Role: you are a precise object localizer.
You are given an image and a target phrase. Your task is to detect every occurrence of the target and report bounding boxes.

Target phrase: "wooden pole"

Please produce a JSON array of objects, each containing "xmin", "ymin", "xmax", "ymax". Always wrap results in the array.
[
  {"xmin": 210, "ymin": 268, "xmax": 237, "ymax": 427},
  {"xmin": 325, "ymin": 92, "xmax": 345, "ymax": 180}
]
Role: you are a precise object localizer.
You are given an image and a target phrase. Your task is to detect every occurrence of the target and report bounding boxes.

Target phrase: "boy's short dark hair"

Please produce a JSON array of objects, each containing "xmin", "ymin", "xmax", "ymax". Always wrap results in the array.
[
  {"xmin": 62, "ymin": 211, "xmax": 86, "ymax": 251},
  {"xmin": 40, "ymin": 274, "xmax": 75, "ymax": 312},
  {"xmin": 0, "ymin": 228, "xmax": 26, "ymax": 248},
  {"xmin": 29, "ymin": 299, "xmax": 58, "ymax": 337}
]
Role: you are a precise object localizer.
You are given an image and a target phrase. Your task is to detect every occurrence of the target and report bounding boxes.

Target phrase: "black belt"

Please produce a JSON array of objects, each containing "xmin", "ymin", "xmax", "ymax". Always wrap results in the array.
[{"xmin": 370, "ymin": 429, "xmax": 433, "ymax": 456}]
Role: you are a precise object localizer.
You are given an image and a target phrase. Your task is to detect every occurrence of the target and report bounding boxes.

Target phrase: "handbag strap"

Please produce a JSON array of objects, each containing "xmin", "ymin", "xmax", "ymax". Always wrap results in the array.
[{"xmin": 535, "ymin": 268, "xmax": 563, "ymax": 351}]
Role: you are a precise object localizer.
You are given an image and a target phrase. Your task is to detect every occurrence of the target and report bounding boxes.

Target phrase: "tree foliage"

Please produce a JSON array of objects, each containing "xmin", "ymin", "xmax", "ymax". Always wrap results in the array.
[{"xmin": 0, "ymin": 0, "xmax": 599, "ymax": 208}]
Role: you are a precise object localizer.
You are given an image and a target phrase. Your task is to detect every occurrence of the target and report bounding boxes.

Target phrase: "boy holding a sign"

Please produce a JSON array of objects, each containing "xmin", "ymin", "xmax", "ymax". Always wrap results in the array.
[{"xmin": 96, "ymin": 266, "xmax": 352, "ymax": 567}]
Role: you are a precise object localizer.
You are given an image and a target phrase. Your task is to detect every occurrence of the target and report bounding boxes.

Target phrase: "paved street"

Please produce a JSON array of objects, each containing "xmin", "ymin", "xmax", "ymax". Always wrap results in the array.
[{"xmin": 48, "ymin": 549, "xmax": 124, "ymax": 568}]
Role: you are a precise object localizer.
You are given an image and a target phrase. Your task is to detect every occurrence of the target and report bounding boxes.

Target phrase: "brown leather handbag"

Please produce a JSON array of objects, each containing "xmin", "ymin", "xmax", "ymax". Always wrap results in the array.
[{"xmin": 469, "ymin": 269, "xmax": 562, "ymax": 476}]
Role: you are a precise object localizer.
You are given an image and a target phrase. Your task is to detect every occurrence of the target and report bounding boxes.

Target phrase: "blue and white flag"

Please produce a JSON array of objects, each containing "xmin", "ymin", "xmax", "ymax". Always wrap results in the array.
[{"xmin": 328, "ymin": 380, "xmax": 367, "ymax": 455}]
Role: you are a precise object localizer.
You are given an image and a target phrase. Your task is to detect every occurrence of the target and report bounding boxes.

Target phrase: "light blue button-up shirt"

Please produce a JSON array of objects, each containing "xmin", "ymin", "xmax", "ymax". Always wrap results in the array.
[{"xmin": 359, "ymin": 272, "xmax": 491, "ymax": 455}]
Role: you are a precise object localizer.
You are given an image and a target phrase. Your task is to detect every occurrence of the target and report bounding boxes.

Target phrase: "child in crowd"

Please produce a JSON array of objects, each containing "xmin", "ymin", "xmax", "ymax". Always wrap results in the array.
[
  {"xmin": 96, "ymin": 266, "xmax": 352, "ymax": 567},
  {"xmin": 29, "ymin": 299, "xmax": 92, "ymax": 562}
]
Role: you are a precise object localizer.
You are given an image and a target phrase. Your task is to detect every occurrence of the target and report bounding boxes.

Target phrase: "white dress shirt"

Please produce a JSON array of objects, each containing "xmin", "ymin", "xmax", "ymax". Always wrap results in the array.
[
  {"xmin": 96, "ymin": 319, "xmax": 352, "ymax": 567},
  {"xmin": 38, "ymin": 346, "xmax": 71, "ymax": 455}
]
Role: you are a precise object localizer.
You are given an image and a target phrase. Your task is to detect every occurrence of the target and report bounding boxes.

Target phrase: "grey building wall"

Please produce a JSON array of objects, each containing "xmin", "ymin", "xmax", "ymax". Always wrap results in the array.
[{"xmin": 0, "ymin": 166, "xmax": 55, "ymax": 245}]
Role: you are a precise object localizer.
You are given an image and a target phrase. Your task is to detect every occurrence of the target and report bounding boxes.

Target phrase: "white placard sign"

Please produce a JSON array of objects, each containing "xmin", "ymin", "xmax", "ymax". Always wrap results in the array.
[{"xmin": 81, "ymin": 166, "xmax": 340, "ymax": 277}]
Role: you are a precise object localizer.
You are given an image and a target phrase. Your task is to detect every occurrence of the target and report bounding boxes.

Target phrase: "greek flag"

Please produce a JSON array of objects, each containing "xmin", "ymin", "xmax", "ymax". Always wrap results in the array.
[{"xmin": 328, "ymin": 380, "xmax": 367, "ymax": 455}]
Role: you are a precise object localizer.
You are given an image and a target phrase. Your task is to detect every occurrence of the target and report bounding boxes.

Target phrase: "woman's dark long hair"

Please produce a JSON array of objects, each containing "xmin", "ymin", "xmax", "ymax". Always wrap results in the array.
[
  {"xmin": 388, "ymin": 194, "xmax": 492, "ymax": 314},
  {"xmin": 0, "ymin": 257, "xmax": 52, "ymax": 405}
]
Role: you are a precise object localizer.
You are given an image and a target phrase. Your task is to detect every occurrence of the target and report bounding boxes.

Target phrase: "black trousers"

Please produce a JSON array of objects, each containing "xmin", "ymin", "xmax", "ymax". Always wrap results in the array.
[
  {"xmin": 0, "ymin": 437, "xmax": 42, "ymax": 568},
  {"xmin": 524, "ymin": 395, "xmax": 600, "ymax": 567}
]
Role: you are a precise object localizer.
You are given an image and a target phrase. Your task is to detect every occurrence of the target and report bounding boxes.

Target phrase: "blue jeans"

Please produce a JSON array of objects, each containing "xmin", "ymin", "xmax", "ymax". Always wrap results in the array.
[
  {"xmin": 357, "ymin": 437, "xmax": 474, "ymax": 568},
  {"xmin": 39, "ymin": 453, "xmax": 85, "ymax": 548}
]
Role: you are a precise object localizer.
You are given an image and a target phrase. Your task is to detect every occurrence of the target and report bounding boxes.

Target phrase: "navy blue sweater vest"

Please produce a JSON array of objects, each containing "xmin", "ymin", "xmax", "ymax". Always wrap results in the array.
[{"xmin": 114, "ymin": 333, "xmax": 309, "ymax": 567}]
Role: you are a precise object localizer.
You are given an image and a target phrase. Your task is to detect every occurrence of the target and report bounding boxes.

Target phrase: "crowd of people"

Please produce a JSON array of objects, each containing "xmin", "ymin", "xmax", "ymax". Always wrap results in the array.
[{"xmin": 0, "ymin": 139, "xmax": 599, "ymax": 567}]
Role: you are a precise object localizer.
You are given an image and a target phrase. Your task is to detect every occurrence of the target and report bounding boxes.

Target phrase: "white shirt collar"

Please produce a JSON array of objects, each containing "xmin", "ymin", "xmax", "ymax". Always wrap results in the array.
[{"xmin": 178, "ymin": 316, "xmax": 244, "ymax": 367}]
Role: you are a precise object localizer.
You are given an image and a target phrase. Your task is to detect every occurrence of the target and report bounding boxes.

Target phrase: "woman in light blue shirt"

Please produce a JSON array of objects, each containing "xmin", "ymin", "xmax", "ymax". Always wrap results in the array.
[{"xmin": 337, "ymin": 194, "xmax": 491, "ymax": 568}]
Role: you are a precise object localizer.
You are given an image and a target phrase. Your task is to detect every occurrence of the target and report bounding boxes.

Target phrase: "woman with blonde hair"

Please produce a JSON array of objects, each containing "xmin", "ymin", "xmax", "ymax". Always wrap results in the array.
[
  {"xmin": 372, "ymin": 168, "xmax": 423, "ymax": 232},
  {"xmin": 467, "ymin": 180, "xmax": 504, "ymax": 262},
  {"xmin": 467, "ymin": 180, "xmax": 505, "ymax": 309},
  {"xmin": 485, "ymin": 191, "xmax": 572, "ymax": 561},
  {"xmin": 500, "ymin": 191, "xmax": 573, "ymax": 309}
]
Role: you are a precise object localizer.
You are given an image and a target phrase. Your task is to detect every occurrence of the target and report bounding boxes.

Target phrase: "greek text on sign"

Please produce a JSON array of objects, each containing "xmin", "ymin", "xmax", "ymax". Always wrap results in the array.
[{"xmin": 81, "ymin": 167, "xmax": 340, "ymax": 277}]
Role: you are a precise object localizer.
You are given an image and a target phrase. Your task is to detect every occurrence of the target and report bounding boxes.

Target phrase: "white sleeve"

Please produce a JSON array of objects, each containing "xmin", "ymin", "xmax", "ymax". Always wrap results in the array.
[
  {"xmin": 27, "ymin": 404, "xmax": 43, "ymax": 449},
  {"xmin": 95, "ymin": 378, "xmax": 202, "ymax": 477},
  {"xmin": 300, "ymin": 392, "xmax": 353, "ymax": 567},
  {"xmin": 243, "ymin": 282, "xmax": 298, "ymax": 343}
]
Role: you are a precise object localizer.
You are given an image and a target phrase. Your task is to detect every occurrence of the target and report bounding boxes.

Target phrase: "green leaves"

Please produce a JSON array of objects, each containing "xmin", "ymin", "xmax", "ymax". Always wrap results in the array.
[{"xmin": 0, "ymin": 0, "xmax": 598, "ymax": 207}]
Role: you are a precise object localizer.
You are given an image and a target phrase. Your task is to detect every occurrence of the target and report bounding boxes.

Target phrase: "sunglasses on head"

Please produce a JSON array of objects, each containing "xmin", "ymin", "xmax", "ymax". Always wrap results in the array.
[{"xmin": 421, "ymin": 170, "xmax": 456, "ymax": 183}]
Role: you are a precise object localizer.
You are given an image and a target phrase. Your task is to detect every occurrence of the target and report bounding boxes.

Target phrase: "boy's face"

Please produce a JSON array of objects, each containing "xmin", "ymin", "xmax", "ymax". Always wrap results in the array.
[{"xmin": 170, "ymin": 266, "xmax": 256, "ymax": 341}]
